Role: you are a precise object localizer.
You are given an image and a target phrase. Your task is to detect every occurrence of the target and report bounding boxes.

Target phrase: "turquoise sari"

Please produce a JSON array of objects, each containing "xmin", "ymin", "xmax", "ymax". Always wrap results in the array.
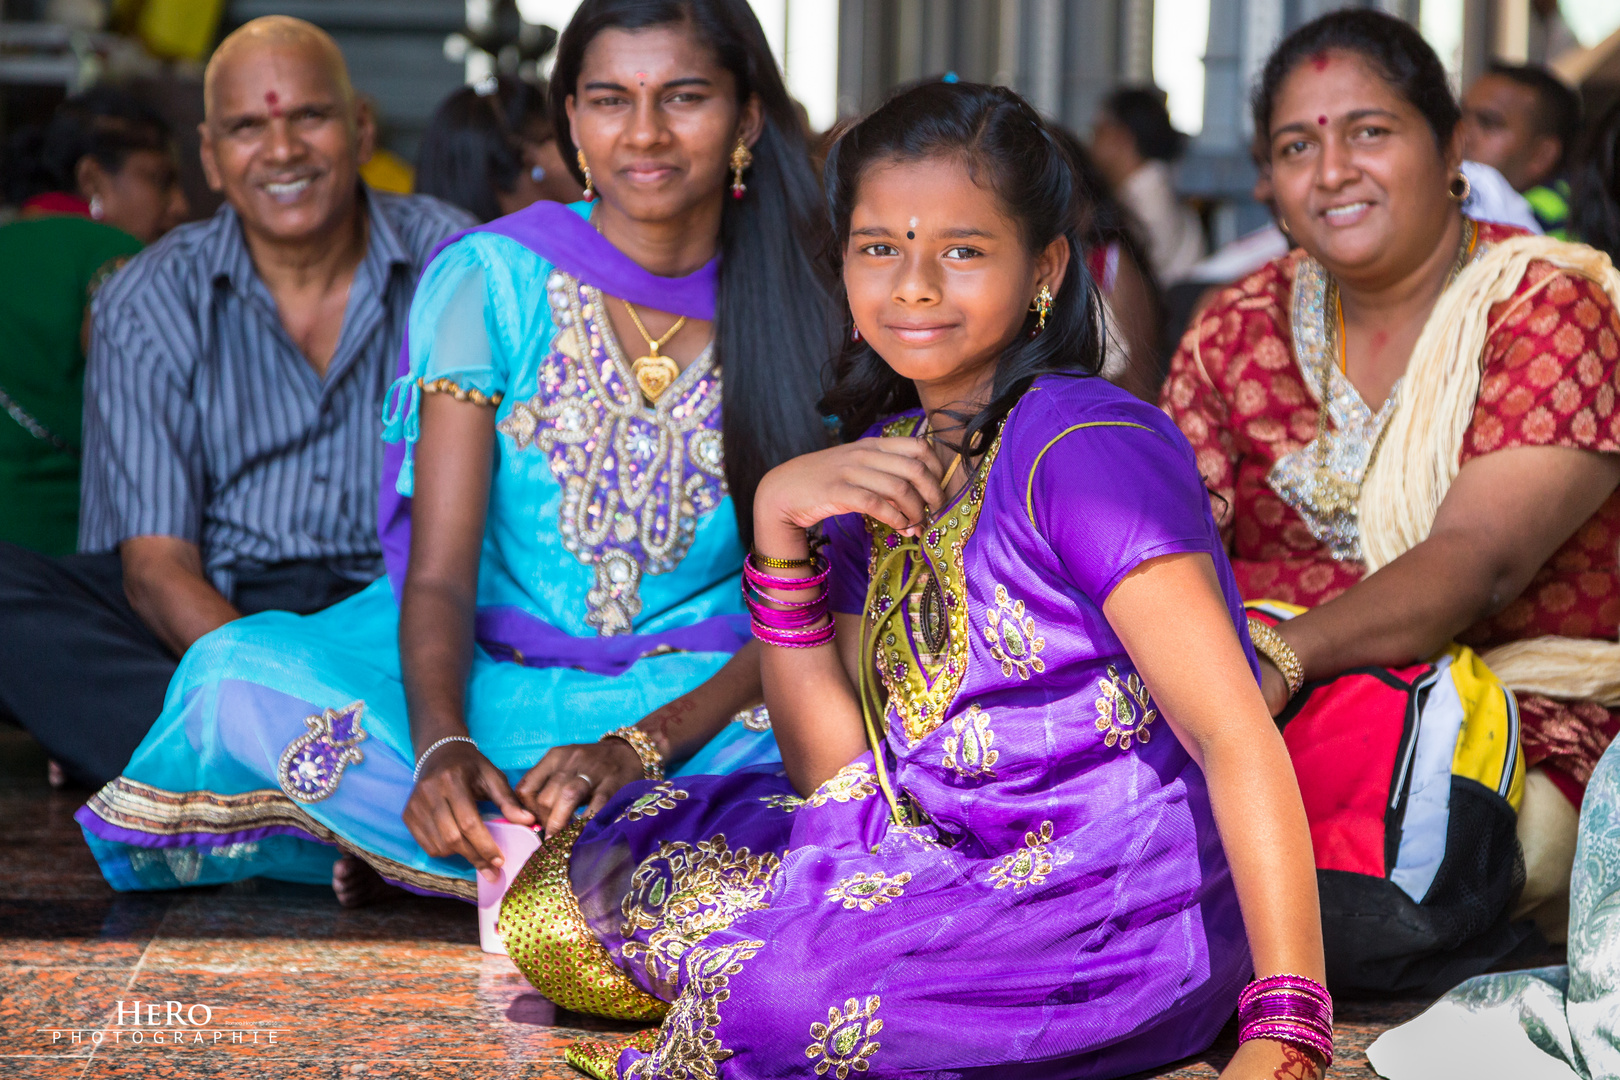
[{"xmin": 77, "ymin": 201, "xmax": 778, "ymax": 900}]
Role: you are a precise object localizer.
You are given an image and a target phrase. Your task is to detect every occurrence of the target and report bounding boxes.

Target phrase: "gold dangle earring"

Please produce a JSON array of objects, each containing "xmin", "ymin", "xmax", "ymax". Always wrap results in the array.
[
  {"xmin": 729, "ymin": 138, "xmax": 753, "ymax": 200},
  {"xmin": 1447, "ymin": 170, "xmax": 1471, "ymax": 203},
  {"xmin": 1030, "ymin": 285, "xmax": 1053, "ymax": 332},
  {"xmin": 577, "ymin": 149, "xmax": 595, "ymax": 201}
]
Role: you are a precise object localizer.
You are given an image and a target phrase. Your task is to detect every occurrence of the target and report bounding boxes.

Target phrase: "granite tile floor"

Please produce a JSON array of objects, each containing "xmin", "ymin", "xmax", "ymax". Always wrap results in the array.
[{"xmin": 1, "ymin": 723, "xmax": 1451, "ymax": 1079}]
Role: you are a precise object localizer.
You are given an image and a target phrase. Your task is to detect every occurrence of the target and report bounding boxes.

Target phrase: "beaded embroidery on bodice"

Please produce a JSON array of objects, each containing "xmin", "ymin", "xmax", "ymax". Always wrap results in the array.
[
  {"xmin": 1268, "ymin": 241, "xmax": 1487, "ymax": 562},
  {"xmin": 496, "ymin": 270, "xmax": 727, "ymax": 635}
]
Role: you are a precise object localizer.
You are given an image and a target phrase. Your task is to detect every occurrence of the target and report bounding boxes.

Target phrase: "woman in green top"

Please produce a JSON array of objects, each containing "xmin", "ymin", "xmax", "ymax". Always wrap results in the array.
[{"xmin": 0, "ymin": 88, "xmax": 188, "ymax": 554}]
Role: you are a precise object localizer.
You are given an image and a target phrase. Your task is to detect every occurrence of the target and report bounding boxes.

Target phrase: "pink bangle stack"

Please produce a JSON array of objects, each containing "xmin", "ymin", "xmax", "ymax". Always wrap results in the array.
[
  {"xmin": 1237, "ymin": 973, "xmax": 1333, "ymax": 1067},
  {"xmin": 743, "ymin": 554, "xmax": 835, "ymax": 648}
]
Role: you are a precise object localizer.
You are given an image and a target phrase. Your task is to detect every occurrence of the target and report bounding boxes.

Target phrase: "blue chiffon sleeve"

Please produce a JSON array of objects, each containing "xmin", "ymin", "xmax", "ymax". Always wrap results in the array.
[{"xmin": 381, "ymin": 239, "xmax": 508, "ymax": 496}]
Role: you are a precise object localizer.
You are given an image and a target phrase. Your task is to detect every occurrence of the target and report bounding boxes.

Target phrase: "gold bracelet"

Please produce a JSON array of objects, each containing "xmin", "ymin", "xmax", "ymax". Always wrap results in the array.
[
  {"xmin": 602, "ymin": 726, "xmax": 664, "ymax": 781},
  {"xmin": 1247, "ymin": 618, "xmax": 1305, "ymax": 698},
  {"xmin": 753, "ymin": 552, "xmax": 813, "ymax": 570},
  {"xmin": 419, "ymin": 376, "xmax": 503, "ymax": 407}
]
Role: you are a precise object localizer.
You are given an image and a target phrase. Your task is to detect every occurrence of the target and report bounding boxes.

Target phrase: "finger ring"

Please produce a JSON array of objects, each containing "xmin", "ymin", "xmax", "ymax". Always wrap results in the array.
[{"xmin": 576, "ymin": 772, "xmax": 593, "ymax": 787}]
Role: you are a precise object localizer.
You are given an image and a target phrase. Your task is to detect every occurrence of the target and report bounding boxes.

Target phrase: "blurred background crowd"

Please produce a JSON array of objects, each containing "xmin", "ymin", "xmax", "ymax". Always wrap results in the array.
[{"xmin": 2, "ymin": 0, "xmax": 1619, "ymax": 563}]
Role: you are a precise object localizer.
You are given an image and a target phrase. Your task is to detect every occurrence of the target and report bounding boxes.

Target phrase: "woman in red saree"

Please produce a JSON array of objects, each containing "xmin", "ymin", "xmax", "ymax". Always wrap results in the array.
[{"xmin": 1162, "ymin": 10, "xmax": 1620, "ymax": 989}]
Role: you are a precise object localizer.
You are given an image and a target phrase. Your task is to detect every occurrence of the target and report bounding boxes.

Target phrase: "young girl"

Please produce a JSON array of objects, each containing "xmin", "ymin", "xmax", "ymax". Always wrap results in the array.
[{"xmin": 500, "ymin": 81, "xmax": 1329, "ymax": 1080}]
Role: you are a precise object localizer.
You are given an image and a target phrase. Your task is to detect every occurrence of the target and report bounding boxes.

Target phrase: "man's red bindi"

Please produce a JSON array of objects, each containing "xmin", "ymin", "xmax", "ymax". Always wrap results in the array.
[{"xmin": 265, "ymin": 90, "xmax": 283, "ymax": 117}]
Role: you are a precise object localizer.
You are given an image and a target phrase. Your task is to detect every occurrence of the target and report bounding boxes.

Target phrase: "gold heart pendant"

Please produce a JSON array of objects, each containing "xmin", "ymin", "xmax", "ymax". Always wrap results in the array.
[{"xmin": 632, "ymin": 354, "xmax": 680, "ymax": 404}]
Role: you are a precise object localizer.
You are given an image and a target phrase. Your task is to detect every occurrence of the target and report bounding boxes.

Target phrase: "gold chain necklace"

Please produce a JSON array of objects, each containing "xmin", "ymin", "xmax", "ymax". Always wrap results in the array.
[
  {"xmin": 621, "ymin": 300, "xmax": 687, "ymax": 404},
  {"xmin": 1312, "ymin": 217, "xmax": 1478, "ymax": 513}
]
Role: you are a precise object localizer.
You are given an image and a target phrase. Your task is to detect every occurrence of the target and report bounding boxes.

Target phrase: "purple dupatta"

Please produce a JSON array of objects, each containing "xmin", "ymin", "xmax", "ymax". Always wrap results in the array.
[{"xmin": 377, "ymin": 200, "xmax": 739, "ymax": 676}]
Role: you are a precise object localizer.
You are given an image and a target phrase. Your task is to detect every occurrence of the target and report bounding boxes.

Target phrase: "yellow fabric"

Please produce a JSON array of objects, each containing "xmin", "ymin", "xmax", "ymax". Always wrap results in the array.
[
  {"xmin": 1444, "ymin": 644, "xmax": 1527, "ymax": 812},
  {"xmin": 1356, "ymin": 235, "xmax": 1620, "ymax": 706},
  {"xmin": 361, "ymin": 150, "xmax": 416, "ymax": 196},
  {"xmin": 499, "ymin": 817, "xmax": 668, "ymax": 1022}
]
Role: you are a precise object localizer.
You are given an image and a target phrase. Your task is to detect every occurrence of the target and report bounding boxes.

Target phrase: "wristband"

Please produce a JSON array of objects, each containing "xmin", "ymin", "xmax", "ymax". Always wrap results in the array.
[
  {"xmin": 602, "ymin": 726, "xmax": 664, "ymax": 781},
  {"xmin": 1247, "ymin": 618, "xmax": 1305, "ymax": 698}
]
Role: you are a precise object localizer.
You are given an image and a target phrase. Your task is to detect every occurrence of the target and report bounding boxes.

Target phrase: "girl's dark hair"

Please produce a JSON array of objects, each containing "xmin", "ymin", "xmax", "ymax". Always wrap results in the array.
[
  {"xmin": 1252, "ymin": 9, "xmax": 1459, "ymax": 152},
  {"xmin": 4, "ymin": 87, "xmax": 171, "ymax": 204},
  {"xmin": 1047, "ymin": 124, "xmax": 1162, "ymax": 309},
  {"xmin": 549, "ymin": 0, "xmax": 834, "ymax": 547},
  {"xmin": 820, "ymin": 80, "xmax": 1102, "ymax": 460},
  {"xmin": 1101, "ymin": 86, "xmax": 1186, "ymax": 161},
  {"xmin": 416, "ymin": 76, "xmax": 550, "ymax": 223},
  {"xmin": 1571, "ymin": 98, "xmax": 1620, "ymax": 261}
]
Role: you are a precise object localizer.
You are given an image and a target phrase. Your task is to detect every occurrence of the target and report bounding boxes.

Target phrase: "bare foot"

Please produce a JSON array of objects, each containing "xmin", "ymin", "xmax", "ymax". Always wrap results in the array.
[
  {"xmin": 332, "ymin": 854, "xmax": 405, "ymax": 908},
  {"xmin": 47, "ymin": 760, "xmax": 68, "ymax": 789}
]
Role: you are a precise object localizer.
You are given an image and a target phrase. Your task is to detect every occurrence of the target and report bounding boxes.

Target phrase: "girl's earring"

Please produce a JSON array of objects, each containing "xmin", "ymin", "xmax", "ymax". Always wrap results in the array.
[
  {"xmin": 1030, "ymin": 285, "xmax": 1053, "ymax": 333},
  {"xmin": 577, "ymin": 149, "xmax": 594, "ymax": 202},
  {"xmin": 1276, "ymin": 216, "xmax": 1292, "ymax": 239},
  {"xmin": 851, "ymin": 322, "xmax": 862, "ymax": 342},
  {"xmin": 1448, "ymin": 170, "xmax": 1471, "ymax": 203},
  {"xmin": 89, "ymin": 194, "xmax": 104, "ymax": 221},
  {"xmin": 730, "ymin": 138, "xmax": 753, "ymax": 200}
]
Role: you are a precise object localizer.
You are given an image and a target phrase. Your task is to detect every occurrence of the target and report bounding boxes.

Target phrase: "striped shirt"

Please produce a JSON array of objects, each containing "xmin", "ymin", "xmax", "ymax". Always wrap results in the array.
[{"xmin": 79, "ymin": 187, "xmax": 473, "ymax": 597}]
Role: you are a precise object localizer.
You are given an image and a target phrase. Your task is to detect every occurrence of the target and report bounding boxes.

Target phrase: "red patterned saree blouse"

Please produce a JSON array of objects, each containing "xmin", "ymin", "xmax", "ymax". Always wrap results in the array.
[{"xmin": 1161, "ymin": 221, "xmax": 1620, "ymax": 798}]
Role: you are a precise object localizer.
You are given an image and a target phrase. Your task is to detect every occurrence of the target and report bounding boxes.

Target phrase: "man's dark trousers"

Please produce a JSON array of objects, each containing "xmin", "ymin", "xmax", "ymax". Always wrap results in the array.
[{"xmin": 0, "ymin": 543, "xmax": 371, "ymax": 787}]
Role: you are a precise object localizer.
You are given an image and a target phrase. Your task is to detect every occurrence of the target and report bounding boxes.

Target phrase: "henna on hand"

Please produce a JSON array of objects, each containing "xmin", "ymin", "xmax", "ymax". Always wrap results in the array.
[{"xmin": 1273, "ymin": 1045, "xmax": 1323, "ymax": 1080}]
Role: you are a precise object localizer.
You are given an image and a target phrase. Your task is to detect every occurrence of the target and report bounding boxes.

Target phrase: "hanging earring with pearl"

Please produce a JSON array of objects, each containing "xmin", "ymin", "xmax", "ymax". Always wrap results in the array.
[
  {"xmin": 577, "ymin": 149, "xmax": 594, "ymax": 201},
  {"xmin": 729, "ymin": 138, "xmax": 753, "ymax": 199},
  {"xmin": 89, "ymin": 194, "xmax": 104, "ymax": 220}
]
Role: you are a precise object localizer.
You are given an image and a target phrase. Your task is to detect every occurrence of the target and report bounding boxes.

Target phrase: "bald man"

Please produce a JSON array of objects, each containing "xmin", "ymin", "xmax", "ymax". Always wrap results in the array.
[{"xmin": 0, "ymin": 18, "xmax": 474, "ymax": 789}]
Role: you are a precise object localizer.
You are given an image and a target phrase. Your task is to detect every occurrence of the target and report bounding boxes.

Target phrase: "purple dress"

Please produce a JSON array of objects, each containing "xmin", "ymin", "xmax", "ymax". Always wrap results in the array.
[{"xmin": 500, "ymin": 375, "xmax": 1256, "ymax": 1079}]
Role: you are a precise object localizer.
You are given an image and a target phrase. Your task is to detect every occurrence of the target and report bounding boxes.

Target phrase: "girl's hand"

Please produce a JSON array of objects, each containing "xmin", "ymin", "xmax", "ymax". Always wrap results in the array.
[
  {"xmin": 755, "ymin": 438, "xmax": 946, "ymax": 542},
  {"xmin": 1220, "ymin": 1037, "xmax": 1326, "ymax": 1079},
  {"xmin": 516, "ymin": 738, "xmax": 647, "ymax": 838},
  {"xmin": 402, "ymin": 741, "xmax": 533, "ymax": 879}
]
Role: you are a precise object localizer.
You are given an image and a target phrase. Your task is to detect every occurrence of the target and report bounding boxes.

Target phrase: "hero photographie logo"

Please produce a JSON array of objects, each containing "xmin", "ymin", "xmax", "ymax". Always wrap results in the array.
[{"xmin": 40, "ymin": 999, "xmax": 288, "ymax": 1047}]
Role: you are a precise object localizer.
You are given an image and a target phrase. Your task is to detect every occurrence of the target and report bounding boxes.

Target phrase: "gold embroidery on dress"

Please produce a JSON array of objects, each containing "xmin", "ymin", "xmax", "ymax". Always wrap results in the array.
[
  {"xmin": 759, "ymin": 793, "xmax": 805, "ymax": 812},
  {"xmin": 637, "ymin": 939, "xmax": 761, "ymax": 1080},
  {"xmin": 499, "ymin": 818, "xmax": 668, "ymax": 1021},
  {"xmin": 495, "ymin": 270, "xmax": 726, "ymax": 635},
  {"xmin": 866, "ymin": 416, "xmax": 1003, "ymax": 743},
  {"xmin": 1094, "ymin": 664, "xmax": 1158, "ymax": 749},
  {"xmin": 984, "ymin": 584, "xmax": 1046, "ymax": 679},
  {"xmin": 941, "ymin": 703, "xmax": 998, "ymax": 779},
  {"xmin": 988, "ymin": 820, "xmax": 1065, "ymax": 891},
  {"xmin": 826, "ymin": 871, "xmax": 912, "ymax": 911},
  {"xmin": 567, "ymin": 1027, "xmax": 660, "ymax": 1080},
  {"xmin": 85, "ymin": 776, "xmax": 475, "ymax": 901},
  {"xmin": 616, "ymin": 781, "xmax": 689, "ymax": 824},
  {"xmin": 807, "ymin": 995, "xmax": 883, "ymax": 1078},
  {"xmin": 804, "ymin": 761, "xmax": 880, "ymax": 807},
  {"xmin": 619, "ymin": 834, "xmax": 780, "ymax": 996}
]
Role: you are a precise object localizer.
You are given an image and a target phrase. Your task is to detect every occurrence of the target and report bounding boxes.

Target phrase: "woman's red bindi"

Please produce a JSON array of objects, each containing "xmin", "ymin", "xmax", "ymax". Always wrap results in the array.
[
  {"xmin": 1318, "ymin": 115, "xmax": 1328, "ymax": 126},
  {"xmin": 1310, "ymin": 51, "xmax": 1330, "ymax": 72}
]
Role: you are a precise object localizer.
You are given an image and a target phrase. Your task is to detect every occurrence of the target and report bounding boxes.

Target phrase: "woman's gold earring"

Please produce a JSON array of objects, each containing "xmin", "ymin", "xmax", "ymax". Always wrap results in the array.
[
  {"xmin": 730, "ymin": 138, "xmax": 753, "ymax": 199},
  {"xmin": 1277, "ymin": 216, "xmax": 1292, "ymax": 239},
  {"xmin": 1031, "ymin": 285, "xmax": 1053, "ymax": 332},
  {"xmin": 1448, "ymin": 171, "xmax": 1471, "ymax": 203},
  {"xmin": 577, "ymin": 149, "xmax": 595, "ymax": 202}
]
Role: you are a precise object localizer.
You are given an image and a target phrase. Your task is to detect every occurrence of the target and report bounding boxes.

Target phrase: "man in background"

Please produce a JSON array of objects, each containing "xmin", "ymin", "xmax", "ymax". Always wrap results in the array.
[
  {"xmin": 1461, "ymin": 61, "xmax": 1582, "ymax": 237},
  {"xmin": 0, "ymin": 16, "xmax": 472, "ymax": 788}
]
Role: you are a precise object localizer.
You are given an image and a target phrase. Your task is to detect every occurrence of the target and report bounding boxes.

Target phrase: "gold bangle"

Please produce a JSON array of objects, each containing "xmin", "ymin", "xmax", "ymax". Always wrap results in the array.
[
  {"xmin": 602, "ymin": 726, "xmax": 664, "ymax": 781},
  {"xmin": 419, "ymin": 376, "xmax": 503, "ymax": 407},
  {"xmin": 752, "ymin": 552, "xmax": 813, "ymax": 569},
  {"xmin": 1247, "ymin": 617, "xmax": 1305, "ymax": 698}
]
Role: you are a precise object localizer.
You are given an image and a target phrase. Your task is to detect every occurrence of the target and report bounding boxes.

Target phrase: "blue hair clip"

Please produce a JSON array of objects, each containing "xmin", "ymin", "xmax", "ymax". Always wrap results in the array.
[{"xmin": 942, "ymin": 71, "xmax": 959, "ymax": 83}]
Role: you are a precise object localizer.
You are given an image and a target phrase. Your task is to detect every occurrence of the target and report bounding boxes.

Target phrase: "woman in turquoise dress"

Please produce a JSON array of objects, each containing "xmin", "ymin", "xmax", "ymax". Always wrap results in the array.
[{"xmin": 76, "ymin": 0, "xmax": 833, "ymax": 904}]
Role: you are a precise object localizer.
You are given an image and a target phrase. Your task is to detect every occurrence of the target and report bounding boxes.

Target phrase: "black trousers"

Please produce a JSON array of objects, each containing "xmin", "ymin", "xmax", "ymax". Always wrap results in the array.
[{"xmin": 0, "ymin": 544, "xmax": 372, "ymax": 788}]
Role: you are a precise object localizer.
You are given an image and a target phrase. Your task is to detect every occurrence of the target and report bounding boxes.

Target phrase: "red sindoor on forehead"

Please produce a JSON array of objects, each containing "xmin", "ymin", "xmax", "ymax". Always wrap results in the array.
[
  {"xmin": 265, "ymin": 90, "xmax": 283, "ymax": 116},
  {"xmin": 1310, "ymin": 50, "xmax": 1331, "ymax": 71}
]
